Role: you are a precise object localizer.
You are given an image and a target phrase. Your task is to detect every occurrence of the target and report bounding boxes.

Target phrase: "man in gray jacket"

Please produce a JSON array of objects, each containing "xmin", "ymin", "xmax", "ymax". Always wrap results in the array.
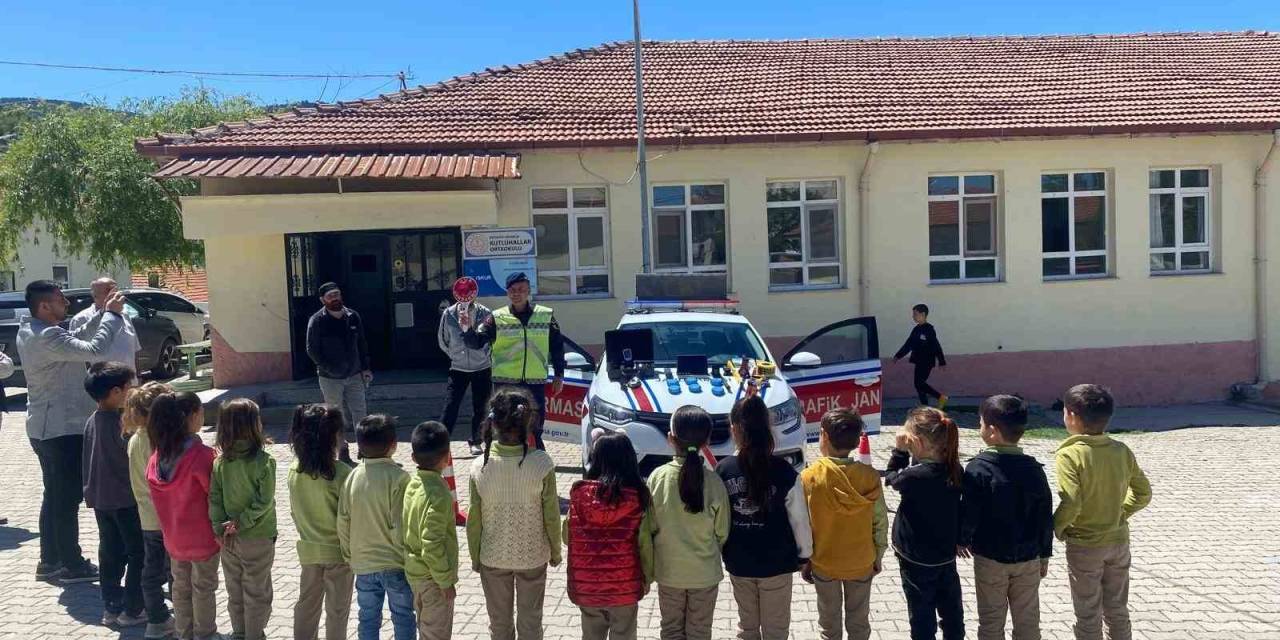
[
  {"xmin": 438, "ymin": 286, "xmax": 492, "ymax": 456},
  {"xmin": 17, "ymin": 279, "xmax": 125, "ymax": 583}
]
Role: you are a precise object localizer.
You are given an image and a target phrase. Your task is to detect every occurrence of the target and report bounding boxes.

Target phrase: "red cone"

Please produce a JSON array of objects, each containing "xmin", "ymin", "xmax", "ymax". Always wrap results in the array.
[
  {"xmin": 858, "ymin": 432, "xmax": 873, "ymax": 467},
  {"xmin": 443, "ymin": 450, "xmax": 467, "ymax": 526}
]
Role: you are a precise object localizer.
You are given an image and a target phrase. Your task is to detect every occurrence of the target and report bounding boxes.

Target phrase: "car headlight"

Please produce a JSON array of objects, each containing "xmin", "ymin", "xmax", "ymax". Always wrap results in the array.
[
  {"xmin": 590, "ymin": 396, "xmax": 636, "ymax": 426},
  {"xmin": 770, "ymin": 398, "xmax": 802, "ymax": 431}
]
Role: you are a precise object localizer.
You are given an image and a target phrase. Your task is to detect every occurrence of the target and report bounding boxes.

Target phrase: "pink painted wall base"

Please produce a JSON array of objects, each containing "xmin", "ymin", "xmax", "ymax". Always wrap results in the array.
[{"xmin": 210, "ymin": 327, "xmax": 293, "ymax": 387}]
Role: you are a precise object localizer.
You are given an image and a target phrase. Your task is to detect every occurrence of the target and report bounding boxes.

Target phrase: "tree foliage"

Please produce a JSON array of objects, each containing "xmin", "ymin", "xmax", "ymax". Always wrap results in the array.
[{"xmin": 0, "ymin": 88, "xmax": 262, "ymax": 269}]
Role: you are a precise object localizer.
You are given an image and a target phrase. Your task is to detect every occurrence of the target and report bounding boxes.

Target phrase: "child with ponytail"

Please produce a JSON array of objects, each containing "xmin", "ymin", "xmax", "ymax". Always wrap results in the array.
[
  {"xmin": 467, "ymin": 386, "xmax": 561, "ymax": 640},
  {"xmin": 885, "ymin": 406, "xmax": 965, "ymax": 640},
  {"xmin": 716, "ymin": 395, "xmax": 812, "ymax": 640},
  {"xmin": 124, "ymin": 381, "xmax": 176, "ymax": 639},
  {"xmin": 145, "ymin": 391, "xmax": 222, "ymax": 640},
  {"xmin": 646, "ymin": 405, "xmax": 730, "ymax": 640}
]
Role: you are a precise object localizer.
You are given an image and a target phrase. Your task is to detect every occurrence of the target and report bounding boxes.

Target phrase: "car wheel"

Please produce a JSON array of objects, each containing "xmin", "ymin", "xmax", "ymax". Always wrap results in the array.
[{"xmin": 152, "ymin": 339, "xmax": 179, "ymax": 379}]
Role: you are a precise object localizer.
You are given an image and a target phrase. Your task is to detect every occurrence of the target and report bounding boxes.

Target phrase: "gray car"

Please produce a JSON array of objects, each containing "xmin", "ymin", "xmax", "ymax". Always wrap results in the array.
[{"xmin": 0, "ymin": 289, "xmax": 185, "ymax": 389}]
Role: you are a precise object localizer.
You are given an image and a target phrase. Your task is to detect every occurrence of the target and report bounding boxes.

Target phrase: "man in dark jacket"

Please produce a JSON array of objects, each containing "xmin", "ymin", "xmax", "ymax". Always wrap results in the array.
[
  {"xmin": 893, "ymin": 303, "xmax": 948, "ymax": 408},
  {"xmin": 305, "ymin": 282, "xmax": 371, "ymax": 435},
  {"xmin": 958, "ymin": 394, "xmax": 1054, "ymax": 640}
]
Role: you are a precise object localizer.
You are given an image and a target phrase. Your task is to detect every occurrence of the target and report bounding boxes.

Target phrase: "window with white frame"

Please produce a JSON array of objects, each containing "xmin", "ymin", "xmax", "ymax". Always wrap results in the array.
[
  {"xmin": 927, "ymin": 174, "xmax": 998, "ymax": 282},
  {"xmin": 766, "ymin": 179, "xmax": 842, "ymax": 288},
  {"xmin": 52, "ymin": 264, "xmax": 70, "ymax": 288},
  {"xmin": 651, "ymin": 184, "xmax": 727, "ymax": 272},
  {"xmin": 531, "ymin": 186, "xmax": 611, "ymax": 296},
  {"xmin": 1041, "ymin": 171, "xmax": 1109, "ymax": 278},
  {"xmin": 1149, "ymin": 169, "xmax": 1212, "ymax": 273}
]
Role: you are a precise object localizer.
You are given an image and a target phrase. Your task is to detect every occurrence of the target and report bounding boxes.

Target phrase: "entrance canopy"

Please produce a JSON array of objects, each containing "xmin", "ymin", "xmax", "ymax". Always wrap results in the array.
[{"xmin": 153, "ymin": 152, "xmax": 520, "ymax": 180}]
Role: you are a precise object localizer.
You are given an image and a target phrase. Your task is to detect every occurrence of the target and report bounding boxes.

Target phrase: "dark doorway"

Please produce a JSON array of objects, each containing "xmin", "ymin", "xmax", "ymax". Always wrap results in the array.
[{"xmin": 285, "ymin": 228, "xmax": 462, "ymax": 379}]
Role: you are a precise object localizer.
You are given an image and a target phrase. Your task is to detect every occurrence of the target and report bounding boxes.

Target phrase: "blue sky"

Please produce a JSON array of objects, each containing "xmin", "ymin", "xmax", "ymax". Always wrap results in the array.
[{"xmin": 4, "ymin": 0, "xmax": 1278, "ymax": 105}]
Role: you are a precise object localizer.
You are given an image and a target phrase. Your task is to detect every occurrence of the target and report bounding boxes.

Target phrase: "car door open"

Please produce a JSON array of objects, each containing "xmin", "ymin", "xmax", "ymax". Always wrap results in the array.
[
  {"xmin": 781, "ymin": 316, "xmax": 883, "ymax": 440},
  {"xmin": 542, "ymin": 335, "xmax": 596, "ymax": 444}
]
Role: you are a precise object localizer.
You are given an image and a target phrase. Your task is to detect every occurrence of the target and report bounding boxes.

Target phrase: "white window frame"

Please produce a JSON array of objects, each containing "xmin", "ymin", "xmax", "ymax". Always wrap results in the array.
[
  {"xmin": 1041, "ymin": 171, "xmax": 1110, "ymax": 280},
  {"xmin": 765, "ymin": 178, "xmax": 843, "ymax": 290},
  {"xmin": 651, "ymin": 183, "xmax": 729, "ymax": 274},
  {"xmin": 530, "ymin": 186, "xmax": 612, "ymax": 298},
  {"xmin": 926, "ymin": 173, "xmax": 1000, "ymax": 284},
  {"xmin": 51, "ymin": 264, "xmax": 70, "ymax": 288},
  {"xmin": 1149, "ymin": 167, "xmax": 1213, "ymax": 275}
]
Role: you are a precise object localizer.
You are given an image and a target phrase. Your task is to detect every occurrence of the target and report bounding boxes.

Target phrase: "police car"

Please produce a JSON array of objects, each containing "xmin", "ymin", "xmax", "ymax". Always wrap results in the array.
[{"xmin": 539, "ymin": 298, "xmax": 884, "ymax": 474}]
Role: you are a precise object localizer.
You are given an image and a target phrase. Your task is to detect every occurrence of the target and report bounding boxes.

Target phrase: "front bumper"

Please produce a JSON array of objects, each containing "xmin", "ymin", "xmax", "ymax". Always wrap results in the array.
[{"xmin": 592, "ymin": 416, "xmax": 806, "ymax": 474}]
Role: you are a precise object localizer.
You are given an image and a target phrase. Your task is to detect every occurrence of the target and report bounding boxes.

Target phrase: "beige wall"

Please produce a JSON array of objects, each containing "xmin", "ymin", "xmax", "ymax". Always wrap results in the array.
[
  {"xmin": 1, "ymin": 232, "xmax": 130, "ymax": 291},
  {"xmin": 190, "ymin": 133, "xmax": 1279, "ymax": 394}
]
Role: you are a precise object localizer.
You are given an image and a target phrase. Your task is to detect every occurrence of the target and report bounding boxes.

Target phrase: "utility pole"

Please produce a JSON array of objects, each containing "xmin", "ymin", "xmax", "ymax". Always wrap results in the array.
[{"xmin": 633, "ymin": 0, "xmax": 651, "ymax": 273}]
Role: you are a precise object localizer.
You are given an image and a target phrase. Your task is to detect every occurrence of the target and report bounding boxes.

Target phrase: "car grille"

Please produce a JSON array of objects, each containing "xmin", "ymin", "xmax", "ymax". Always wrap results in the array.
[{"xmin": 634, "ymin": 411, "xmax": 732, "ymax": 445}]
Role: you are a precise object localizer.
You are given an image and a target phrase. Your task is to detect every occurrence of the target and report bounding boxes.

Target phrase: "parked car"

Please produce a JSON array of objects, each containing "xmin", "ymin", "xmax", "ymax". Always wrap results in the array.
[
  {"xmin": 541, "ymin": 299, "xmax": 884, "ymax": 475},
  {"xmin": 120, "ymin": 288, "xmax": 209, "ymax": 345},
  {"xmin": 0, "ymin": 289, "xmax": 186, "ymax": 387}
]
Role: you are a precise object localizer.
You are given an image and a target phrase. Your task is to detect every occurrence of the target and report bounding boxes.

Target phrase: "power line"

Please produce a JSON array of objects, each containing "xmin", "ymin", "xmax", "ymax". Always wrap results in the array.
[{"xmin": 0, "ymin": 59, "xmax": 405, "ymax": 80}]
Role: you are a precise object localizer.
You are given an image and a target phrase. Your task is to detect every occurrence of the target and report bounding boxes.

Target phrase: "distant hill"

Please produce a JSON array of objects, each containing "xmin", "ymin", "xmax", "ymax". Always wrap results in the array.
[{"xmin": 0, "ymin": 98, "xmax": 93, "ymax": 146}]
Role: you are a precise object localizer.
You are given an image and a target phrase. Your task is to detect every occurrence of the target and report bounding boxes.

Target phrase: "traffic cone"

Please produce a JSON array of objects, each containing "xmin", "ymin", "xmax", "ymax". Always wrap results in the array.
[
  {"xmin": 443, "ymin": 450, "xmax": 467, "ymax": 527},
  {"xmin": 858, "ymin": 432, "xmax": 873, "ymax": 467}
]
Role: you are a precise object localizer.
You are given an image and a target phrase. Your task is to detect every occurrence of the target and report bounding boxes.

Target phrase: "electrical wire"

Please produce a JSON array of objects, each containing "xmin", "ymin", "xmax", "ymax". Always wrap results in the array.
[{"xmin": 0, "ymin": 59, "xmax": 403, "ymax": 80}]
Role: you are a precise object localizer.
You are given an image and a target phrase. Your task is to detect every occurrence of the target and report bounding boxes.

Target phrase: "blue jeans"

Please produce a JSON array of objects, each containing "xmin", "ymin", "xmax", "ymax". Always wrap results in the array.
[{"xmin": 355, "ymin": 570, "xmax": 415, "ymax": 640}]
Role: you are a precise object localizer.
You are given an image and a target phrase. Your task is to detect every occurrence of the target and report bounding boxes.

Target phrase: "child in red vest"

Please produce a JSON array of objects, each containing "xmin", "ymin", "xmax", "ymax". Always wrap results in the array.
[{"xmin": 564, "ymin": 432, "xmax": 655, "ymax": 640}]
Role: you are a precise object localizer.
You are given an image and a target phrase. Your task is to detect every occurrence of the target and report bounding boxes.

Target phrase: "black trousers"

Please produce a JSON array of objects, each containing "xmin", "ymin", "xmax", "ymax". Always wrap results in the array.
[
  {"xmin": 29, "ymin": 435, "xmax": 88, "ymax": 569},
  {"xmin": 900, "ymin": 560, "xmax": 965, "ymax": 640},
  {"xmin": 440, "ymin": 368, "xmax": 492, "ymax": 445},
  {"xmin": 95, "ymin": 506, "xmax": 145, "ymax": 616},
  {"xmin": 141, "ymin": 529, "xmax": 173, "ymax": 624},
  {"xmin": 913, "ymin": 363, "xmax": 943, "ymax": 405}
]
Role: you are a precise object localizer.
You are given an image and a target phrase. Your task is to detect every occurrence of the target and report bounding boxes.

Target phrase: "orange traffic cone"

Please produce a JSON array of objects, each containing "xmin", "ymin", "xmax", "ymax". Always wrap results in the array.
[
  {"xmin": 858, "ymin": 432, "xmax": 873, "ymax": 467},
  {"xmin": 443, "ymin": 450, "xmax": 467, "ymax": 527}
]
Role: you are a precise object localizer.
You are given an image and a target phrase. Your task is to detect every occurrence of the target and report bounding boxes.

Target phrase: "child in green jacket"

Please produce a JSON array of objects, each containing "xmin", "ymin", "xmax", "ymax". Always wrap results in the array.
[
  {"xmin": 288, "ymin": 404, "xmax": 354, "ymax": 640},
  {"xmin": 209, "ymin": 398, "xmax": 277, "ymax": 640},
  {"xmin": 1054, "ymin": 384, "xmax": 1152, "ymax": 640},
  {"xmin": 403, "ymin": 421, "xmax": 459, "ymax": 640}
]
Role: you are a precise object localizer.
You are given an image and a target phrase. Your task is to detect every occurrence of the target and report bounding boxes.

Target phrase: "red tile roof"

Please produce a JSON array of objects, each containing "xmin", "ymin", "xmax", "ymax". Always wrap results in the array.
[
  {"xmin": 131, "ymin": 266, "xmax": 208, "ymax": 303},
  {"xmin": 152, "ymin": 152, "xmax": 520, "ymax": 180},
  {"xmin": 136, "ymin": 32, "xmax": 1280, "ymax": 156}
]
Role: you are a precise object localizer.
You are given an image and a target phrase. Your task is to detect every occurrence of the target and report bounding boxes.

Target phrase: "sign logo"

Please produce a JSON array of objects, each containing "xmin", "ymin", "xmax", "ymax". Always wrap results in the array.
[{"xmin": 462, "ymin": 227, "xmax": 539, "ymax": 296}]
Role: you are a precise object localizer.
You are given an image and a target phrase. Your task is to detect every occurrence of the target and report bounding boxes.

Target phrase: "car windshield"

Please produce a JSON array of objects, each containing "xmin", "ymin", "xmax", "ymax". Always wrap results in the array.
[{"xmin": 623, "ymin": 321, "xmax": 769, "ymax": 366}]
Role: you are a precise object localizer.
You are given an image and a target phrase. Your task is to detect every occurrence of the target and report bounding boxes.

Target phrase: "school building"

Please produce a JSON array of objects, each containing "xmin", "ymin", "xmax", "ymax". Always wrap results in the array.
[{"xmin": 135, "ymin": 32, "xmax": 1280, "ymax": 405}]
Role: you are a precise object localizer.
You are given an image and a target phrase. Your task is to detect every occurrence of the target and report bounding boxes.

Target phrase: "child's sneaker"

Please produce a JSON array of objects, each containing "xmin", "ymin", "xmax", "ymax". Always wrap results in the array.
[
  {"xmin": 144, "ymin": 618, "xmax": 175, "ymax": 639},
  {"xmin": 116, "ymin": 611, "xmax": 147, "ymax": 627},
  {"xmin": 938, "ymin": 395, "xmax": 949, "ymax": 410},
  {"xmin": 101, "ymin": 611, "xmax": 119, "ymax": 626}
]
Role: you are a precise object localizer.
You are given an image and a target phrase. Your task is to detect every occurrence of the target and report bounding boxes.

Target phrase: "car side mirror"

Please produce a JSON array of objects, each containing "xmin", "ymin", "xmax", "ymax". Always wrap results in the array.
[
  {"xmin": 787, "ymin": 351, "xmax": 822, "ymax": 368},
  {"xmin": 565, "ymin": 352, "xmax": 590, "ymax": 369}
]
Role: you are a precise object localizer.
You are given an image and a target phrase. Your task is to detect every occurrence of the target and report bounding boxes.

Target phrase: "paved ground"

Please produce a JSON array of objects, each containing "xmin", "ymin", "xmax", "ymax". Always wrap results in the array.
[{"xmin": 0, "ymin": 410, "xmax": 1277, "ymax": 640}]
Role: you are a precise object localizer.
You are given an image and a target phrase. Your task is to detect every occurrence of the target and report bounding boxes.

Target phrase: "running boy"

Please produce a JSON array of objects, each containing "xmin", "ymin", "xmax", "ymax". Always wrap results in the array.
[
  {"xmin": 403, "ymin": 421, "xmax": 458, "ymax": 640},
  {"xmin": 893, "ymin": 303, "xmax": 948, "ymax": 409},
  {"xmin": 958, "ymin": 395, "xmax": 1053, "ymax": 640},
  {"xmin": 338, "ymin": 415, "xmax": 415, "ymax": 640},
  {"xmin": 801, "ymin": 408, "xmax": 887, "ymax": 640},
  {"xmin": 1054, "ymin": 385, "xmax": 1152, "ymax": 640}
]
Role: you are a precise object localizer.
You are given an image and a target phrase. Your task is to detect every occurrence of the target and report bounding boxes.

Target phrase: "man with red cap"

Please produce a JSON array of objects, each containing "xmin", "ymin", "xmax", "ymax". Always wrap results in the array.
[{"xmin": 438, "ymin": 277, "xmax": 492, "ymax": 457}]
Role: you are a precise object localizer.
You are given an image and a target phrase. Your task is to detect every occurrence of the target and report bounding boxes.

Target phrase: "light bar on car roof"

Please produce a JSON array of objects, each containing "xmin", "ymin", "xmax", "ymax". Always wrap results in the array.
[{"xmin": 625, "ymin": 298, "xmax": 740, "ymax": 313}]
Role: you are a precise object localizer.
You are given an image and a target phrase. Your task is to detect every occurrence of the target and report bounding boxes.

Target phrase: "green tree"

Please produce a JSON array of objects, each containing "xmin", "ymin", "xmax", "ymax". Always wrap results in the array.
[{"xmin": 0, "ymin": 88, "xmax": 261, "ymax": 269}]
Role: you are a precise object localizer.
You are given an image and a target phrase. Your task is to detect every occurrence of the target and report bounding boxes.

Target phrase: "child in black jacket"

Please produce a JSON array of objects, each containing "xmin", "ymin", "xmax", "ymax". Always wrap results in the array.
[
  {"xmin": 893, "ymin": 304, "xmax": 948, "ymax": 409},
  {"xmin": 885, "ymin": 407, "xmax": 964, "ymax": 640},
  {"xmin": 958, "ymin": 394, "xmax": 1053, "ymax": 640}
]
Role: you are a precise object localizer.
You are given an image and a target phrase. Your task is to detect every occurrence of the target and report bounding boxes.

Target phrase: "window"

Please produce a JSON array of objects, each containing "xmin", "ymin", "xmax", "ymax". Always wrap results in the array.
[
  {"xmin": 1041, "ymin": 171, "xmax": 1109, "ymax": 278},
  {"xmin": 152, "ymin": 293, "xmax": 200, "ymax": 314},
  {"xmin": 927, "ymin": 174, "xmax": 998, "ymax": 282},
  {"xmin": 651, "ymin": 184, "xmax": 727, "ymax": 272},
  {"xmin": 390, "ymin": 232, "xmax": 458, "ymax": 293},
  {"xmin": 0, "ymin": 270, "xmax": 14, "ymax": 292},
  {"xmin": 51, "ymin": 264, "xmax": 70, "ymax": 288},
  {"xmin": 1149, "ymin": 169, "xmax": 1212, "ymax": 273},
  {"xmin": 766, "ymin": 179, "xmax": 842, "ymax": 289},
  {"xmin": 532, "ymin": 186, "xmax": 610, "ymax": 296}
]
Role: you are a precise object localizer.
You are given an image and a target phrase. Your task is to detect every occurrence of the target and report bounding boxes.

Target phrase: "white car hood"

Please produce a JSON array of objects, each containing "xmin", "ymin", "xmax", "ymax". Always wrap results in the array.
[{"xmin": 595, "ymin": 373, "xmax": 793, "ymax": 415}]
